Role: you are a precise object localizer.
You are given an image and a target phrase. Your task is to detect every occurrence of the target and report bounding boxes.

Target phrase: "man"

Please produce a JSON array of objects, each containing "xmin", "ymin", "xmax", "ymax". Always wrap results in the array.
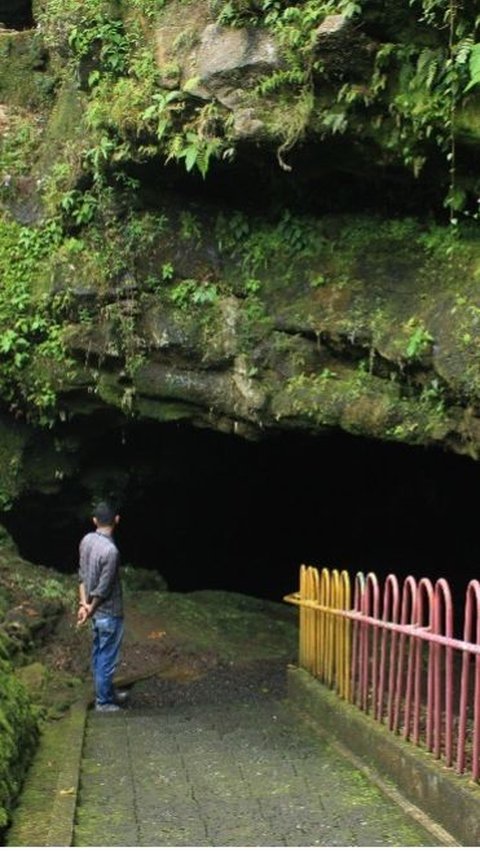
[{"xmin": 77, "ymin": 501, "xmax": 127, "ymax": 711}]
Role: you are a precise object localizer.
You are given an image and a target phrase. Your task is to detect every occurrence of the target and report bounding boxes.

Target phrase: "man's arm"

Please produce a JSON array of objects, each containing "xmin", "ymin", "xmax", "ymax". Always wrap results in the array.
[
  {"xmin": 78, "ymin": 549, "xmax": 119, "ymax": 624},
  {"xmin": 77, "ymin": 582, "xmax": 101, "ymax": 625},
  {"xmin": 77, "ymin": 581, "xmax": 87, "ymax": 624},
  {"xmin": 77, "ymin": 541, "xmax": 88, "ymax": 624},
  {"xmin": 89, "ymin": 549, "xmax": 119, "ymax": 602}
]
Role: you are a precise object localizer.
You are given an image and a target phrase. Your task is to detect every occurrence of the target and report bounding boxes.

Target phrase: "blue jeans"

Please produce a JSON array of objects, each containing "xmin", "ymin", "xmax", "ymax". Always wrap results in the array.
[{"xmin": 91, "ymin": 614, "xmax": 124, "ymax": 706}]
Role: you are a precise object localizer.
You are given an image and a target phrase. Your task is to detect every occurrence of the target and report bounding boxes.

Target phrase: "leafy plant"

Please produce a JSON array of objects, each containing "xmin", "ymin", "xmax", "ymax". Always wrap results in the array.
[
  {"xmin": 61, "ymin": 189, "xmax": 99, "ymax": 226},
  {"xmin": 170, "ymin": 279, "xmax": 220, "ymax": 309},
  {"xmin": 0, "ymin": 219, "xmax": 74, "ymax": 420},
  {"xmin": 404, "ymin": 319, "xmax": 434, "ymax": 359},
  {"xmin": 167, "ymin": 131, "xmax": 223, "ymax": 179},
  {"xmin": 68, "ymin": 16, "xmax": 131, "ymax": 79}
]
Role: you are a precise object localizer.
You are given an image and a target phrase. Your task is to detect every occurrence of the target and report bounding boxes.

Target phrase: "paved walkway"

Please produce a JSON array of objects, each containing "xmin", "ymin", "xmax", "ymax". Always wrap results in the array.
[{"xmin": 73, "ymin": 665, "xmax": 438, "ymax": 847}]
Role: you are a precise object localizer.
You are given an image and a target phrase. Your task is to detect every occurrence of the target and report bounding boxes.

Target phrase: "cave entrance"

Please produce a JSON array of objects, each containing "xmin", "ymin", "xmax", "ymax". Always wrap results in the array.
[
  {"xmin": 5, "ymin": 419, "xmax": 480, "ymax": 607},
  {"xmin": 0, "ymin": 0, "xmax": 33, "ymax": 29}
]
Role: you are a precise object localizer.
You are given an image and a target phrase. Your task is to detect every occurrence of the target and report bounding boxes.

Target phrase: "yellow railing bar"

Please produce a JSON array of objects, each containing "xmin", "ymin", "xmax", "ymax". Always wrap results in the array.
[{"xmin": 284, "ymin": 566, "xmax": 352, "ymax": 700}]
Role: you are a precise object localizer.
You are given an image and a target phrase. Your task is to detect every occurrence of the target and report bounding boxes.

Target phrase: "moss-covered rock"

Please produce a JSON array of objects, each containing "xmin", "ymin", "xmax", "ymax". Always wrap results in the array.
[
  {"xmin": 0, "ymin": 660, "xmax": 39, "ymax": 833},
  {"xmin": 1, "ymin": 0, "xmax": 480, "ymax": 498},
  {"xmin": 0, "ymin": 31, "xmax": 53, "ymax": 109}
]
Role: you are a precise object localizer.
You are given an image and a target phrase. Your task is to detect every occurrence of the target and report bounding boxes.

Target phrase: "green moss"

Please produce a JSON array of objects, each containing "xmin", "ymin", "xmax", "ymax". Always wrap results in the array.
[
  {"xmin": 135, "ymin": 398, "xmax": 201, "ymax": 421},
  {"xmin": 136, "ymin": 589, "xmax": 297, "ymax": 662},
  {"xmin": 0, "ymin": 32, "xmax": 55, "ymax": 109},
  {"xmin": 273, "ymin": 361, "xmax": 448, "ymax": 447},
  {"xmin": 0, "ymin": 418, "xmax": 29, "ymax": 510},
  {"xmin": 0, "ymin": 664, "xmax": 39, "ymax": 832},
  {"xmin": 36, "ymin": 80, "xmax": 90, "ymax": 214}
]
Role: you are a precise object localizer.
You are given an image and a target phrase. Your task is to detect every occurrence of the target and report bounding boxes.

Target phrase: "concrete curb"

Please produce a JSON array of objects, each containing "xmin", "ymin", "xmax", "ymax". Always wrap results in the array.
[
  {"xmin": 6, "ymin": 667, "xmax": 167, "ymax": 847},
  {"xmin": 287, "ymin": 665, "xmax": 480, "ymax": 847},
  {"xmin": 6, "ymin": 700, "xmax": 88, "ymax": 847}
]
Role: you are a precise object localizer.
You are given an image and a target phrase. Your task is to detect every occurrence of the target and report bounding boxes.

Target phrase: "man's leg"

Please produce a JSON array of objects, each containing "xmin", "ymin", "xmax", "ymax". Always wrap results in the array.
[{"xmin": 92, "ymin": 615, "xmax": 124, "ymax": 707}]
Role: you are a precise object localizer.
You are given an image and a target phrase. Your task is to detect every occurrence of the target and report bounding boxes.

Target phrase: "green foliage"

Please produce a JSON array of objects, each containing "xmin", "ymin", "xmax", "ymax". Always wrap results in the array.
[
  {"xmin": 167, "ymin": 131, "xmax": 223, "ymax": 179},
  {"xmin": 0, "ymin": 111, "xmax": 43, "ymax": 181},
  {"xmin": 170, "ymin": 279, "xmax": 220, "ymax": 309},
  {"xmin": 216, "ymin": 208, "xmax": 323, "ymax": 283},
  {"xmin": 419, "ymin": 377, "xmax": 444, "ymax": 413},
  {"xmin": 0, "ymin": 667, "xmax": 39, "ymax": 830},
  {"xmin": 464, "ymin": 42, "xmax": 480, "ymax": 92},
  {"xmin": 60, "ymin": 189, "xmax": 99, "ymax": 225},
  {"xmin": 140, "ymin": 89, "xmax": 185, "ymax": 141},
  {"xmin": 68, "ymin": 15, "xmax": 132, "ymax": 79},
  {"xmin": 0, "ymin": 220, "xmax": 74, "ymax": 421},
  {"xmin": 101, "ymin": 298, "xmax": 147, "ymax": 394},
  {"xmin": 36, "ymin": 2, "xmax": 229, "ymax": 187},
  {"xmin": 128, "ymin": 0, "xmax": 167, "ymax": 21},
  {"xmin": 209, "ymin": 0, "xmax": 480, "ymax": 210},
  {"xmin": 404, "ymin": 317, "xmax": 434, "ymax": 359},
  {"xmin": 179, "ymin": 211, "xmax": 202, "ymax": 243}
]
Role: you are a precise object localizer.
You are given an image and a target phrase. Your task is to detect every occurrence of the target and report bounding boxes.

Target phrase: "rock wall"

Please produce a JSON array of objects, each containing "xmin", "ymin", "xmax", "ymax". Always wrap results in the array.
[{"xmin": 1, "ymin": 0, "xmax": 480, "ymax": 508}]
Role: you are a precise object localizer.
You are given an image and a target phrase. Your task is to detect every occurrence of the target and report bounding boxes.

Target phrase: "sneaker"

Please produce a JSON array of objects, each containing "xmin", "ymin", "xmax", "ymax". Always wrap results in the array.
[
  {"xmin": 95, "ymin": 702, "xmax": 122, "ymax": 712},
  {"xmin": 114, "ymin": 690, "xmax": 129, "ymax": 704}
]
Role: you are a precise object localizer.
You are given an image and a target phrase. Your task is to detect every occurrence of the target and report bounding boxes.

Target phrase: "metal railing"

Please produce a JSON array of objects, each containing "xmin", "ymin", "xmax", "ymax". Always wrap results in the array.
[{"xmin": 284, "ymin": 566, "xmax": 480, "ymax": 782}]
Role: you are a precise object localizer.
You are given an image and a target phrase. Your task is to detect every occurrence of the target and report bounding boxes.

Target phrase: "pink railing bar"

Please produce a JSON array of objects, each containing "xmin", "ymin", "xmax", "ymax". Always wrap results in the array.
[
  {"xmin": 298, "ymin": 600, "xmax": 480, "ymax": 654},
  {"xmin": 351, "ymin": 572, "xmax": 365, "ymax": 707},
  {"xmin": 393, "ymin": 576, "xmax": 417, "ymax": 736},
  {"xmin": 361, "ymin": 574, "xmax": 379, "ymax": 713},
  {"xmin": 401, "ymin": 576, "xmax": 418, "ymax": 741},
  {"xmin": 457, "ymin": 580, "xmax": 480, "ymax": 779},
  {"xmin": 376, "ymin": 574, "xmax": 400, "ymax": 725},
  {"xmin": 297, "ymin": 602, "xmax": 480, "ymax": 655},
  {"xmin": 474, "ymin": 584, "xmax": 480, "ymax": 782},
  {"xmin": 416, "ymin": 578, "xmax": 435, "ymax": 752},
  {"xmin": 432, "ymin": 579, "xmax": 454, "ymax": 764},
  {"xmin": 386, "ymin": 577, "xmax": 400, "ymax": 731},
  {"xmin": 294, "ymin": 570, "xmax": 480, "ymax": 782},
  {"xmin": 475, "ymin": 622, "xmax": 480, "ymax": 782},
  {"xmin": 370, "ymin": 574, "xmax": 381, "ymax": 717}
]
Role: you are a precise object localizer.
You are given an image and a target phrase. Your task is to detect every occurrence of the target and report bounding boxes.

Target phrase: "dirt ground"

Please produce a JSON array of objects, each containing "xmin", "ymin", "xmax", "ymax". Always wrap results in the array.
[{"xmin": 0, "ymin": 531, "xmax": 298, "ymax": 713}]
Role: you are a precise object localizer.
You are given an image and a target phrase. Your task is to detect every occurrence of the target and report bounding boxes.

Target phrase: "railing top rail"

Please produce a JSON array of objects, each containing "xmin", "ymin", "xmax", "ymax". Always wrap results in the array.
[{"xmin": 283, "ymin": 593, "xmax": 480, "ymax": 656}]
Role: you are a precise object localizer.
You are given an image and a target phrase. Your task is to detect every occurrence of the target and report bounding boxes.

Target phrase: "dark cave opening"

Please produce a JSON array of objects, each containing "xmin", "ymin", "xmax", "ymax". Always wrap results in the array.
[
  {"xmin": 5, "ymin": 421, "xmax": 480, "ymax": 616},
  {"xmin": 0, "ymin": 0, "xmax": 33, "ymax": 29},
  {"xmin": 127, "ymin": 137, "xmax": 451, "ymax": 222}
]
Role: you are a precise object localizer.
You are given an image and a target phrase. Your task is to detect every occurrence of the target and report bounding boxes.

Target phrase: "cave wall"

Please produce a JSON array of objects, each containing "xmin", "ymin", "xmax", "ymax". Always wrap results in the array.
[{"xmin": 1, "ymin": 0, "xmax": 480, "ymax": 519}]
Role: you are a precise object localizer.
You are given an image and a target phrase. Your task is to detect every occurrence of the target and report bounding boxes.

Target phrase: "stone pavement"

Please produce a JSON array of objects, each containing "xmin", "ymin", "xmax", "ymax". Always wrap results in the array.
[{"xmin": 73, "ymin": 665, "xmax": 439, "ymax": 847}]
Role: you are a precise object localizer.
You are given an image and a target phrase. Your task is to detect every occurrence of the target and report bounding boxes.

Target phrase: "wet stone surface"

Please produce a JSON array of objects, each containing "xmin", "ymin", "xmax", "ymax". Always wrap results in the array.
[{"xmin": 74, "ymin": 662, "xmax": 438, "ymax": 847}]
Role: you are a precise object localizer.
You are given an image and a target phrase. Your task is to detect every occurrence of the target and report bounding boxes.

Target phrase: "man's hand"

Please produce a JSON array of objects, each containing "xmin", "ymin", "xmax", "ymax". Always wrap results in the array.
[{"xmin": 77, "ymin": 603, "xmax": 92, "ymax": 626}]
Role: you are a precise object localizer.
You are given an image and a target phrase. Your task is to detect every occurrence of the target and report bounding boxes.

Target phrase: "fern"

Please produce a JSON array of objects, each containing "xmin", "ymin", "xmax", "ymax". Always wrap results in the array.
[
  {"xmin": 254, "ymin": 68, "xmax": 307, "ymax": 97},
  {"xmin": 465, "ymin": 42, "xmax": 480, "ymax": 92},
  {"xmin": 166, "ymin": 132, "xmax": 222, "ymax": 178},
  {"xmin": 416, "ymin": 47, "xmax": 440, "ymax": 90}
]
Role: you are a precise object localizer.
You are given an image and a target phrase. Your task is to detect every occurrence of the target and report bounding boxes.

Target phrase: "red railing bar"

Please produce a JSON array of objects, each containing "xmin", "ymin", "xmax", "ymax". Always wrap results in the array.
[
  {"xmin": 362, "ymin": 574, "xmax": 379, "ymax": 713},
  {"xmin": 287, "ymin": 570, "xmax": 480, "ymax": 784},
  {"xmin": 402, "ymin": 576, "xmax": 417, "ymax": 742},
  {"xmin": 377, "ymin": 574, "xmax": 400, "ymax": 724},
  {"xmin": 386, "ymin": 578, "xmax": 400, "ymax": 731},
  {"xmin": 471, "ymin": 581, "xmax": 480, "ymax": 781},
  {"xmin": 474, "ymin": 653, "xmax": 480, "ymax": 781},
  {"xmin": 351, "ymin": 573, "xmax": 365, "ymax": 708},
  {"xmin": 456, "ymin": 580, "xmax": 480, "ymax": 780},
  {"xmin": 433, "ymin": 579, "xmax": 454, "ymax": 764},
  {"xmin": 284, "ymin": 595, "xmax": 480, "ymax": 656},
  {"xmin": 393, "ymin": 576, "xmax": 416, "ymax": 736}
]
